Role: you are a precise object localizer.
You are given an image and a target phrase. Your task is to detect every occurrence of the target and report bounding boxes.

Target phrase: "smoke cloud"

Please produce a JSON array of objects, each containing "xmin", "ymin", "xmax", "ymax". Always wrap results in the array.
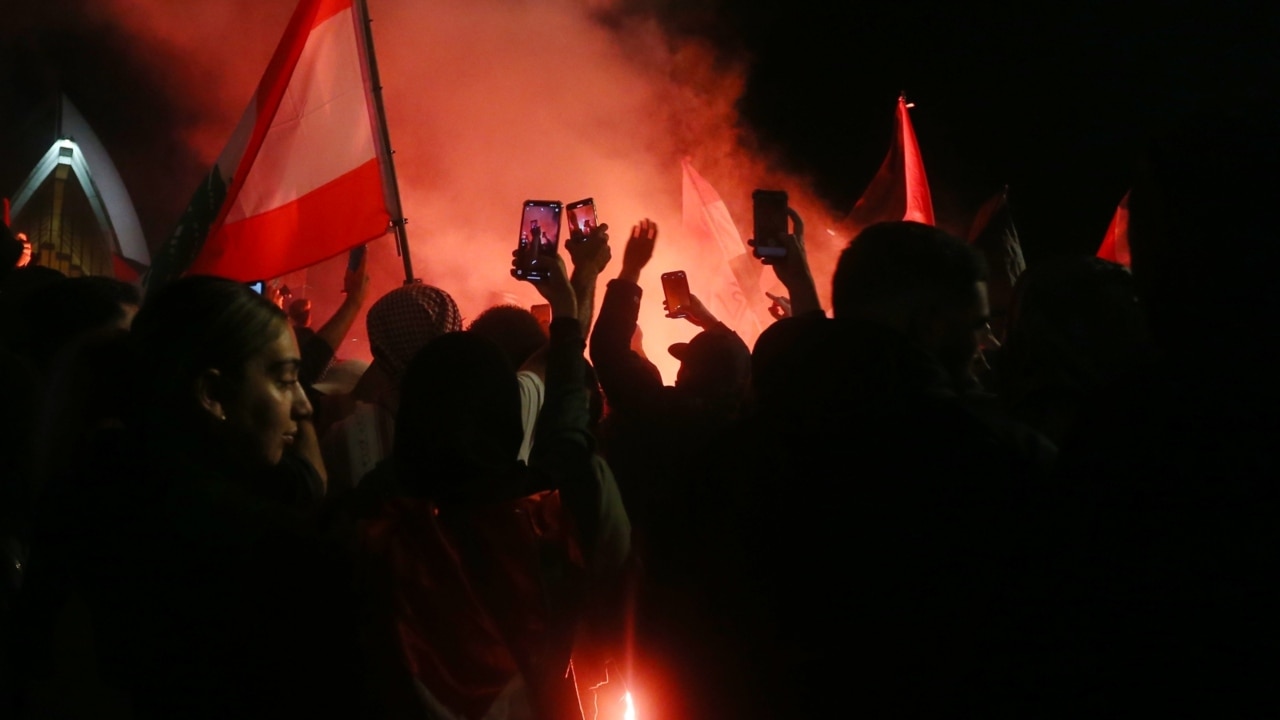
[{"xmin": 5, "ymin": 0, "xmax": 847, "ymax": 381}]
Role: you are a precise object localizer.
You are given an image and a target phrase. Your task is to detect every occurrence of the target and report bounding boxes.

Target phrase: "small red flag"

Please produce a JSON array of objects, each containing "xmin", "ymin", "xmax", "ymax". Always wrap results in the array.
[
  {"xmin": 847, "ymin": 94, "xmax": 935, "ymax": 230},
  {"xmin": 1096, "ymin": 191, "xmax": 1131, "ymax": 268}
]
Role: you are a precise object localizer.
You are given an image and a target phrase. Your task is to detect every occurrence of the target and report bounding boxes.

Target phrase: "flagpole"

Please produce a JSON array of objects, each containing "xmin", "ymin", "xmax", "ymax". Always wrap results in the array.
[{"xmin": 355, "ymin": 0, "xmax": 417, "ymax": 284}]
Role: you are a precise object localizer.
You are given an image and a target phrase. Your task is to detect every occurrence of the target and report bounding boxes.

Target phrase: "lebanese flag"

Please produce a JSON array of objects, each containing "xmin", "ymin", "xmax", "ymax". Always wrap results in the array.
[
  {"xmin": 846, "ymin": 94, "xmax": 935, "ymax": 230},
  {"xmin": 681, "ymin": 158, "xmax": 766, "ymax": 343},
  {"xmin": 1096, "ymin": 191, "xmax": 1131, "ymax": 268},
  {"xmin": 149, "ymin": 0, "xmax": 393, "ymax": 288}
]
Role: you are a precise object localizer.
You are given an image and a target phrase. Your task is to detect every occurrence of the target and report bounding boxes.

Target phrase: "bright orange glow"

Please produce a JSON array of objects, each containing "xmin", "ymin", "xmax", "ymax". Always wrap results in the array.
[
  {"xmin": 623, "ymin": 690, "xmax": 636, "ymax": 720},
  {"xmin": 79, "ymin": 0, "xmax": 843, "ymax": 376}
]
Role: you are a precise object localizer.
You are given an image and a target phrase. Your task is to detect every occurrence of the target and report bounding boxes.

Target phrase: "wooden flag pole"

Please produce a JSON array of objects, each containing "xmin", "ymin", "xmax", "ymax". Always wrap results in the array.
[{"xmin": 355, "ymin": 0, "xmax": 417, "ymax": 284}]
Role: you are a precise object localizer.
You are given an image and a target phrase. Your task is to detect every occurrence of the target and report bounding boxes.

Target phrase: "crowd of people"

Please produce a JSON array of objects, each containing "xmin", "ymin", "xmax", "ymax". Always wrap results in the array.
[{"xmin": 1, "ymin": 114, "xmax": 1277, "ymax": 719}]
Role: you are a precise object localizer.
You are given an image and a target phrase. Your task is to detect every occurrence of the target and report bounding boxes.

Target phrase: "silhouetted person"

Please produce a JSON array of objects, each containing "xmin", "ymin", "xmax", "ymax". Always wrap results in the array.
[
  {"xmin": 737, "ymin": 221, "xmax": 1052, "ymax": 717},
  {"xmin": 997, "ymin": 255, "xmax": 1152, "ymax": 444},
  {"xmin": 1050, "ymin": 111, "xmax": 1280, "ymax": 714},
  {"xmin": 349, "ymin": 255, "xmax": 629, "ymax": 720},
  {"xmin": 13, "ymin": 276, "xmax": 362, "ymax": 719}
]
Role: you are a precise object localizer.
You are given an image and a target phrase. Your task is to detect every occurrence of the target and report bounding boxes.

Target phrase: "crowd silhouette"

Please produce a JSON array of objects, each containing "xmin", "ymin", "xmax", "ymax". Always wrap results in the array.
[{"xmin": 1, "ymin": 113, "xmax": 1277, "ymax": 719}]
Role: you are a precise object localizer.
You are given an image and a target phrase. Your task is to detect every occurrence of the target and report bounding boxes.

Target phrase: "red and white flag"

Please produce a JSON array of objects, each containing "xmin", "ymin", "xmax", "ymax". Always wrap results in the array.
[
  {"xmin": 846, "ymin": 94, "xmax": 935, "ymax": 230},
  {"xmin": 681, "ymin": 158, "xmax": 766, "ymax": 343},
  {"xmin": 149, "ymin": 0, "xmax": 394, "ymax": 288},
  {"xmin": 1096, "ymin": 190, "xmax": 1131, "ymax": 268}
]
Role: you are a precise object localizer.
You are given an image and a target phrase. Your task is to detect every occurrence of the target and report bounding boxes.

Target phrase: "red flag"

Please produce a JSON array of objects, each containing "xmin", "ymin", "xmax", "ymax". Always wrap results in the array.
[
  {"xmin": 1096, "ymin": 191, "xmax": 1131, "ymax": 268},
  {"xmin": 150, "ymin": 0, "xmax": 394, "ymax": 287},
  {"xmin": 681, "ymin": 158, "xmax": 766, "ymax": 343},
  {"xmin": 113, "ymin": 255, "xmax": 142, "ymax": 283},
  {"xmin": 847, "ymin": 94, "xmax": 935, "ymax": 229}
]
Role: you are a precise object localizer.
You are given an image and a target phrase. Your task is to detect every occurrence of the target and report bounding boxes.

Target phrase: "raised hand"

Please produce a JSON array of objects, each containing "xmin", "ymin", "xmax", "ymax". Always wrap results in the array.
[
  {"xmin": 665, "ymin": 293, "xmax": 718, "ymax": 328},
  {"xmin": 767, "ymin": 208, "xmax": 821, "ymax": 316},
  {"xmin": 567, "ymin": 222, "xmax": 612, "ymax": 277},
  {"xmin": 618, "ymin": 219, "xmax": 657, "ymax": 285},
  {"xmin": 342, "ymin": 246, "xmax": 371, "ymax": 304},
  {"xmin": 766, "ymin": 291, "xmax": 793, "ymax": 320},
  {"xmin": 520, "ymin": 252, "xmax": 577, "ymax": 321}
]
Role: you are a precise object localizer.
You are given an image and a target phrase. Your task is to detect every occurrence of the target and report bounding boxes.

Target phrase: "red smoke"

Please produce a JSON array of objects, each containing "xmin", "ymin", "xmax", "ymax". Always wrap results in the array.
[{"xmin": 80, "ymin": 0, "xmax": 846, "ymax": 381}]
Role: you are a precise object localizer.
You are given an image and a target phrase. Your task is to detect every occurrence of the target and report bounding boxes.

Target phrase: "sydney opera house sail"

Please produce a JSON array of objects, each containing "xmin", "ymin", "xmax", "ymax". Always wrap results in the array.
[{"xmin": 7, "ymin": 96, "xmax": 150, "ymax": 279}]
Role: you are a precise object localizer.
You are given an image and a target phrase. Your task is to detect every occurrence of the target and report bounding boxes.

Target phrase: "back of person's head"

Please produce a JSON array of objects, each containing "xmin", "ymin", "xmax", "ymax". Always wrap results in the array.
[
  {"xmin": 1005, "ymin": 256, "xmax": 1148, "ymax": 374},
  {"xmin": 833, "ymin": 221, "xmax": 988, "ymax": 320},
  {"xmin": 288, "ymin": 298, "xmax": 313, "ymax": 328},
  {"xmin": 0, "ymin": 265, "xmax": 66, "ymax": 350},
  {"xmin": 394, "ymin": 331, "xmax": 522, "ymax": 499},
  {"xmin": 833, "ymin": 222, "xmax": 989, "ymax": 380},
  {"xmin": 670, "ymin": 328, "xmax": 752, "ymax": 413},
  {"xmin": 366, "ymin": 283, "xmax": 462, "ymax": 386},
  {"xmin": 999, "ymin": 256, "xmax": 1150, "ymax": 439},
  {"xmin": 467, "ymin": 304, "xmax": 547, "ymax": 369},
  {"xmin": 15, "ymin": 274, "xmax": 138, "ymax": 371},
  {"xmin": 1128, "ymin": 107, "xmax": 1280, "ymax": 377},
  {"xmin": 751, "ymin": 313, "xmax": 840, "ymax": 425},
  {"xmin": 131, "ymin": 276, "xmax": 288, "ymax": 422}
]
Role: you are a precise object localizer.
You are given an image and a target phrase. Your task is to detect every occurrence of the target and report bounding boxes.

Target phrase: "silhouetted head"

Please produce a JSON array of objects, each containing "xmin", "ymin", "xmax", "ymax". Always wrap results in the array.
[
  {"xmin": 394, "ymin": 331, "xmax": 523, "ymax": 500},
  {"xmin": 833, "ymin": 221, "xmax": 990, "ymax": 382},
  {"xmin": 1005, "ymin": 256, "xmax": 1147, "ymax": 375},
  {"xmin": 288, "ymin": 298, "xmax": 313, "ymax": 328},
  {"xmin": 15, "ymin": 274, "xmax": 140, "ymax": 371},
  {"xmin": 467, "ymin": 303, "xmax": 547, "ymax": 369},
  {"xmin": 669, "ymin": 328, "xmax": 751, "ymax": 413},
  {"xmin": 365, "ymin": 283, "xmax": 462, "ymax": 387}
]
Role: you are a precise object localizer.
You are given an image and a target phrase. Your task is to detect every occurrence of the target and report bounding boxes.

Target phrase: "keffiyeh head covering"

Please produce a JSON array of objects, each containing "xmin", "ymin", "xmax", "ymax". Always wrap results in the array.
[{"xmin": 366, "ymin": 284, "xmax": 462, "ymax": 382}]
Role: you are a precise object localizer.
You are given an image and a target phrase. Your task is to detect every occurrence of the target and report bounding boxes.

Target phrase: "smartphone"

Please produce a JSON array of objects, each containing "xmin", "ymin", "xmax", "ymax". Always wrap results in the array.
[
  {"xmin": 566, "ymin": 197, "xmax": 597, "ymax": 241},
  {"xmin": 661, "ymin": 270, "xmax": 692, "ymax": 318},
  {"xmin": 347, "ymin": 244, "xmax": 366, "ymax": 272},
  {"xmin": 513, "ymin": 200, "xmax": 563, "ymax": 281},
  {"xmin": 248, "ymin": 280, "xmax": 265, "ymax": 295},
  {"xmin": 752, "ymin": 189, "xmax": 789, "ymax": 259},
  {"xmin": 530, "ymin": 303, "xmax": 552, "ymax": 329}
]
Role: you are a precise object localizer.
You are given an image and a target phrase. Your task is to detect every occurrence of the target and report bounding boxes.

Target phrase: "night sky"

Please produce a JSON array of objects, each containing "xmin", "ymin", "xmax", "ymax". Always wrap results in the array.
[{"xmin": 4, "ymin": 0, "xmax": 1278, "ymax": 264}]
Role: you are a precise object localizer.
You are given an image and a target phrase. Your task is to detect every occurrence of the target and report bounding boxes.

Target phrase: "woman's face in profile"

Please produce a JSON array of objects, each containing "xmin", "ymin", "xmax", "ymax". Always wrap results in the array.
[{"xmin": 220, "ymin": 321, "xmax": 311, "ymax": 468}]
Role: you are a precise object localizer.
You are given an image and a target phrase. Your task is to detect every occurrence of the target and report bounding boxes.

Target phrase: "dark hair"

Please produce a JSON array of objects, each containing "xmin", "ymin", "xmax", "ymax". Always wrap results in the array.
[
  {"xmin": 467, "ymin": 304, "xmax": 547, "ymax": 369},
  {"xmin": 394, "ymin": 331, "xmax": 522, "ymax": 499},
  {"xmin": 130, "ymin": 276, "xmax": 287, "ymax": 414},
  {"xmin": 832, "ymin": 221, "xmax": 988, "ymax": 318},
  {"xmin": 16, "ymin": 275, "xmax": 136, "ymax": 370},
  {"xmin": 77, "ymin": 275, "xmax": 142, "ymax": 307}
]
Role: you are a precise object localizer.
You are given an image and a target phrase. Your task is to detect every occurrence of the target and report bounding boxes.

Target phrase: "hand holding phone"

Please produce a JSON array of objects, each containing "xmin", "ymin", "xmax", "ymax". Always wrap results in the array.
[
  {"xmin": 751, "ymin": 189, "xmax": 789, "ymax": 262},
  {"xmin": 661, "ymin": 270, "xmax": 692, "ymax": 319},
  {"xmin": 566, "ymin": 198, "xmax": 597, "ymax": 241},
  {"xmin": 343, "ymin": 245, "xmax": 369, "ymax": 299},
  {"xmin": 512, "ymin": 200, "xmax": 563, "ymax": 282}
]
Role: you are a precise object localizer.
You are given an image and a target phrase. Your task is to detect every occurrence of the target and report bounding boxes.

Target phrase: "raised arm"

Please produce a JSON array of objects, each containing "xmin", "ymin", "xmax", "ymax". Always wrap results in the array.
[
  {"xmin": 515, "ymin": 252, "xmax": 614, "ymax": 555},
  {"xmin": 589, "ymin": 220, "xmax": 665, "ymax": 413},
  {"xmin": 567, "ymin": 222, "xmax": 612, "ymax": 339},
  {"xmin": 750, "ymin": 207, "xmax": 822, "ymax": 318},
  {"xmin": 315, "ymin": 249, "xmax": 372, "ymax": 354}
]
